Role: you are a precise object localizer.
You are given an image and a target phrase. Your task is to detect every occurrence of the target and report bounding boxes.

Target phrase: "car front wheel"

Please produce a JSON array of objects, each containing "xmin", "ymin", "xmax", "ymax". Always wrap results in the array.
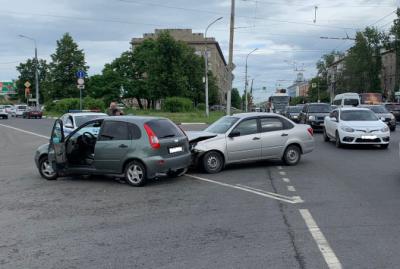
[
  {"xmin": 283, "ymin": 145, "xmax": 301, "ymax": 166},
  {"xmin": 203, "ymin": 151, "xmax": 224, "ymax": 174},
  {"xmin": 125, "ymin": 161, "xmax": 146, "ymax": 187},
  {"xmin": 335, "ymin": 132, "xmax": 342, "ymax": 148},
  {"xmin": 39, "ymin": 156, "xmax": 58, "ymax": 180},
  {"xmin": 323, "ymin": 128, "xmax": 330, "ymax": 142}
]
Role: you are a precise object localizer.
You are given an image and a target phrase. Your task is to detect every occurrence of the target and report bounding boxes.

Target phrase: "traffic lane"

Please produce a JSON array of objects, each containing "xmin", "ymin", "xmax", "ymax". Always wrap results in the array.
[
  {"xmin": 0, "ymin": 116, "xmax": 54, "ymax": 137},
  {"xmin": 283, "ymin": 132, "xmax": 400, "ymax": 268},
  {"xmin": 0, "ymin": 124, "xmax": 305, "ymax": 269}
]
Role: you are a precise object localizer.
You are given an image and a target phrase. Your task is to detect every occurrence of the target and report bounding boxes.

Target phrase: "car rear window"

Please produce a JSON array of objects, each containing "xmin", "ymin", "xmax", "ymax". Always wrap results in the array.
[{"xmin": 146, "ymin": 119, "xmax": 185, "ymax": 139}]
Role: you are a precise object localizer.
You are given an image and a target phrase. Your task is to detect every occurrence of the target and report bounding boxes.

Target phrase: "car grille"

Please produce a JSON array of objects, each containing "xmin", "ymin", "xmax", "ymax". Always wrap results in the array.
[
  {"xmin": 355, "ymin": 129, "xmax": 380, "ymax": 133},
  {"xmin": 355, "ymin": 138, "xmax": 381, "ymax": 143},
  {"xmin": 317, "ymin": 116, "xmax": 325, "ymax": 121}
]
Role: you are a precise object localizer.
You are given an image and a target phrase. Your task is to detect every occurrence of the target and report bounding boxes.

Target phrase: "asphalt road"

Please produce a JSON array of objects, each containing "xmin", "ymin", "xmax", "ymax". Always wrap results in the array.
[{"xmin": 1, "ymin": 116, "xmax": 400, "ymax": 268}]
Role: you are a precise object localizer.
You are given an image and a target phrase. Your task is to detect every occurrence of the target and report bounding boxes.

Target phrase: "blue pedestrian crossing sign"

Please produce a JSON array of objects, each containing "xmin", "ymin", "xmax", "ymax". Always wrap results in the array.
[{"xmin": 76, "ymin": 70, "xmax": 86, "ymax": 78}]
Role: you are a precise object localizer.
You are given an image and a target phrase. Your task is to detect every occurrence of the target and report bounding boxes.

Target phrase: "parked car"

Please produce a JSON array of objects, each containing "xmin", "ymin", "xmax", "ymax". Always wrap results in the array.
[
  {"xmin": 23, "ymin": 107, "xmax": 43, "ymax": 119},
  {"xmin": 60, "ymin": 112, "xmax": 108, "ymax": 136},
  {"xmin": 384, "ymin": 103, "xmax": 400, "ymax": 121},
  {"xmin": 0, "ymin": 105, "xmax": 9, "ymax": 119},
  {"xmin": 359, "ymin": 105, "xmax": 396, "ymax": 131},
  {"xmin": 323, "ymin": 107, "xmax": 390, "ymax": 148},
  {"xmin": 186, "ymin": 112, "xmax": 314, "ymax": 174},
  {"xmin": 35, "ymin": 116, "xmax": 191, "ymax": 186},
  {"xmin": 283, "ymin": 106, "xmax": 302, "ymax": 122},
  {"xmin": 14, "ymin": 104, "xmax": 28, "ymax": 117},
  {"xmin": 210, "ymin": 105, "xmax": 226, "ymax": 111},
  {"xmin": 299, "ymin": 103, "xmax": 332, "ymax": 130},
  {"xmin": 4, "ymin": 105, "xmax": 15, "ymax": 115}
]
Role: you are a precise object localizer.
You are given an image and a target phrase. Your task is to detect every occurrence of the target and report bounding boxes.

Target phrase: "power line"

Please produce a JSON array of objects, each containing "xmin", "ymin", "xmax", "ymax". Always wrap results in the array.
[{"xmin": 369, "ymin": 9, "xmax": 396, "ymax": 26}]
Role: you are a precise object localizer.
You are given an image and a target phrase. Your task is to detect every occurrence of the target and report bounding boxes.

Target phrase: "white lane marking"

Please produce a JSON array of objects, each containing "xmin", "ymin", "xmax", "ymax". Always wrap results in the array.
[
  {"xmin": 279, "ymin": 171, "xmax": 286, "ymax": 176},
  {"xmin": 287, "ymin": 185, "xmax": 296, "ymax": 192},
  {"xmin": 282, "ymin": 177, "xmax": 290, "ymax": 183},
  {"xmin": 299, "ymin": 209, "xmax": 342, "ymax": 269},
  {"xmin": 185, "ymin": 174, "xmax": 303, "ymax": 204},
  {"xmin": 277, "ymin": 166, "xmax": 283, "ymax": 170},
  {"xmin": 0, "ymin": 123, "xmax": 49, "ymax": 139}
]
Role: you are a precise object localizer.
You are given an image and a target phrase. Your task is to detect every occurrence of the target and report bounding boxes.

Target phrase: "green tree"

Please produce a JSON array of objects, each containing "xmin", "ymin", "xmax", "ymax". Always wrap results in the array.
[
  {"xmin": 47, "ymin": 33, "xmax": 88, "ymax": 99},
  {"xmin": 231, "ymin": 88, "xmax": 242, "ymax": 108},
  {"xmin": 307, "ymin": 77, "xmax": 329, "ymax": 103},
  {"xmin": 15, "ymin": 58, "xmax": 49, "ymax": 102}
]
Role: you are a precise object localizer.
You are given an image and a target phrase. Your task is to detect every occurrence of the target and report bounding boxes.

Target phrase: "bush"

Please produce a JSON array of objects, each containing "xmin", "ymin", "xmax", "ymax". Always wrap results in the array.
[
  {"xmin": 196, "ymin": 103, "xmax": 206, "ymax": 111},
  {"xmin": 44, "ymin": 97, "xmax": 106, "ymax": 113},
  {"xmin": 164, "ymin": 97, "xmax": 194, "ymax": 112},
  {"xmin": 83, "ymin": 97, "xmax": 105, "ymax": 111}
]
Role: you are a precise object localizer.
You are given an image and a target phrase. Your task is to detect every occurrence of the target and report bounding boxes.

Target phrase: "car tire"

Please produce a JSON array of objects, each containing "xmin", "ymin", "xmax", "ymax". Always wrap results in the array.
[
  {"xmin": 39, "ymin": 156, "xmax": 58, "ymax": 180},
  {"xmin": 167, "ymin": 168, "xmax": 188, "ymax": 178},
  {"xmin": 124, "ymin": 161, "xmax": 146, "ymax": 187},
  {"xmin": 323, "ymin": 128, "xmax": 330, "ymax": 142},
  {"xmin": 381, "ymin": 144, "xmax": 389, "ymax": 149},
  {"xmin": 335, "ymin": 132, "xmax": 342, "ymax": 148},
  {"xmin": 203, "ymin": 151, "xmax": 224, "ymax": 174},
  {"xmin": 283, "ymin": 145, "xmax": 301, "ymax": 166}
]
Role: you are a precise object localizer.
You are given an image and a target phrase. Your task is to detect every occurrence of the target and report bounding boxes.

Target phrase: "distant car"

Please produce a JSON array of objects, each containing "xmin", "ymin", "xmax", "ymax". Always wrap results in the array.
[
  {"xmin": 323, "ymin": 107, "xmax": 390, "ymax": 148},
  {"xmin": 60, "ymin": 112, "xmax": 108, "ymax": 136},
  {"xmin": 23, "ymin": 107, "xmax": 43, "ymax": 119},
  {"xmin": 0, "ymin": 105, "xmax": 9, "ymax": 119},
  {"xmin": 384, "ymin": 103, "xmax": 400, "ymax": 121},
  {"xmin": 299, "ymin": 103, "xmax": 332, "ymax": 130},
  {"xmin": 4, "ymin": 105, "xmax": 15, "ymax": 115},
  {"xmin": 14, "ymin": 104, "xmax": 28, "ymax": 117},
  {"xmin": 359, "ymin": 105, "xmax": 396, "ymax": 131},
  {"xmin": 210, "ymin": 105, "xmax": 226, "ymax": 111},
  {"xmin": 283, "ymin": 106, "xmax": 302, "ymax": 122},
  {"xmin": 34, "ymin": 116, "xmax": 191, "ymax": 186},
  {"xmin": 186, "ymin": 113, "xmax": 314, "ymax": 174}
]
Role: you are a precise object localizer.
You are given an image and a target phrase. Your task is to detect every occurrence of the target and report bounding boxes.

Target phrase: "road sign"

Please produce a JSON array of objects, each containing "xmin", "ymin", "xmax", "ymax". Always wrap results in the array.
[
  {"xmin": 76, "ymin": 70, "xmax": 86, "ymax": 78},
  {"xmin": 24, "ymin": 81, "xmax": 31, "ymax": 88},
  {"xmin": 77, "ymin": 85, "xmax": 85, "ymax": 90},
  {"xmin": 77, "ymin": 78, "xmax": 85, "ymax": 85},
  {"xmin": 29, "ymin": 98, "xmax": 37, "ymax": 102}
]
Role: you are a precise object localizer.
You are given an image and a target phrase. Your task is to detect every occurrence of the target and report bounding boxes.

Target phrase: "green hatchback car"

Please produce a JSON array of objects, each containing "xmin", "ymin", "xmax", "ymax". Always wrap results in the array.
[{"xmin": 34, "ymin": 116, "xmax": 191, "ymax": 186}]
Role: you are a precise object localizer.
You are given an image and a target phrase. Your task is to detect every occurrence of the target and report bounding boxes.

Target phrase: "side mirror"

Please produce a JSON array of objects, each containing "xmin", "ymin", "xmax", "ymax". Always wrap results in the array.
[
  {"xmin": 229, "ymin": 131, "xmax": 240, "ymax": 138},
  {"xmin": 64, "ymin": 124, "xmax": 73, "ymax": 129}
]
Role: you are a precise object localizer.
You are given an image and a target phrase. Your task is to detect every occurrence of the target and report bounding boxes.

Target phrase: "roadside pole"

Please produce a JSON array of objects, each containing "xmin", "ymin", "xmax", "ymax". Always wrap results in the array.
[
  {"xmin": 226, "ymin": 0, "xmax": 235, "ymax": 115},
  {"xmin": 76, "ymin": 70, "xmax": 85, "ymax": 111}
]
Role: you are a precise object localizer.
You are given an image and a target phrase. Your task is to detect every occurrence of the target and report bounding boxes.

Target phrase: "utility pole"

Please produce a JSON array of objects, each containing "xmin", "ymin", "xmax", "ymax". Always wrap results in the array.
[
  {"xmin": 244, "ymin": 48, "xmax": 258, "ymax": 112},
  {"xmin": 226, "ymin": 0, "xmax": 235, "ymax": 115},
  {"xmin": 19, "ymin": 35, "xmax": 39, "ymax": 108},
  {"xmin": 204, "ymin": 17, "xmax": 223, "ymax": 118}
]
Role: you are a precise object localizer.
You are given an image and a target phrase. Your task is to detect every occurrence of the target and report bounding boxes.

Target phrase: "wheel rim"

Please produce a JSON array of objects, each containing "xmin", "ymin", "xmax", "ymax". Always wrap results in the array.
[
  {"xmin": 207, "ymin": 155, "xmax": 220, "ymax": 170},
  {"xmin": 287, "ymin": 149, "xmax": 298, "ymax": 163},
  {"xmin": 41, "ymin": 160, "xmax": 55, "ymax": 177},
  {"xmin": 127, "ymin": 165, "xmax": 144, "ymax": 183}
]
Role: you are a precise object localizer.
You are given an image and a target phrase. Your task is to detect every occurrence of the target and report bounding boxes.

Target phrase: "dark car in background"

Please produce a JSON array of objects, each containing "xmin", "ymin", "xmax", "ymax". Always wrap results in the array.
[
  {"xmin": 360, "ymin": 105, "xmax": 396, "ymax": 131},
  {"xmin": 34, "ymin": 116, "xmax": 191, "ymax": 186},
  {"xmin": 23, "ymin": 107, "xmax": 43, "ymax": 119},
  {"xmin": 299, "ymin": 103, "xmax": 331, "ymax": 130},
  {"xmin": 283, "ymin": 106, "xmax": 302, "ymax": 122},
  {"xmin": 384, "ymin": 103, "xmax": 400, "ymax": 121}
]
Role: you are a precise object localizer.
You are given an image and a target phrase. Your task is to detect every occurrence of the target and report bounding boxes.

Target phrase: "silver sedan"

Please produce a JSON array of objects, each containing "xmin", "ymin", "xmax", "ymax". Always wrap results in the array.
[{"xmin": 187, "ymin": 113, "xmax": 315, "ymax": 173}]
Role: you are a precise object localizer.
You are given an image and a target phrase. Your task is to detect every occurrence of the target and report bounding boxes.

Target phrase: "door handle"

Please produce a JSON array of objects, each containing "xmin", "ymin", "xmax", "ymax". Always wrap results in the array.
[
  {"xmin": 281, "ymin": 133, "xmax": 288, "ymax": 137},
  {"xmin": 252, "ymin": 137, "xmax": 261, "ymax": 140},
  {"xmin": 119, "ymin": 144, "xmax": 128, "ymax": 148}
]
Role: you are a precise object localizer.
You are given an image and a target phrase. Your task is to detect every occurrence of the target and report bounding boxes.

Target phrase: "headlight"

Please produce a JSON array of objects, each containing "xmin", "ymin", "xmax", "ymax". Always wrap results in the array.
[
  {"xmin": 381, "ymin": 126, "xmax": 389, "ymax": 132},
  {"xmin": 340, "ymin": 125, "xmax": 355, "ymax": 132},
  {"xmin": 308, "ymin": 115, "xmax": 315, "ymax": 121}
]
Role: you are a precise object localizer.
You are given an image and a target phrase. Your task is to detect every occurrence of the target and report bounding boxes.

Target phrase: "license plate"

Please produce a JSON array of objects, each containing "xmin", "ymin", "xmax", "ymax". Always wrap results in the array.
[
  {"xmin": 361, "ymin": 135, "xmax": 377, "ymax": 139},
  {"xmin": 169, "ymin": 146, "xmax": 183, "ymax": 154}
]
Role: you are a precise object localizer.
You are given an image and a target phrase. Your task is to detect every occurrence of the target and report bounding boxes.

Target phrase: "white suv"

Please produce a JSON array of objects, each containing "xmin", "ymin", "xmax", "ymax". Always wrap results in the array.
[
  {"xmin": 324, "ymin": 107, "xmax": 390, "ymax": 149},
  {"xmin": 14, "ymin": 105, "xmax": 28, "ymax": 117},
  {"xmin": 0, "ymin": 105, "xmax": 9, "ymax": 119}
]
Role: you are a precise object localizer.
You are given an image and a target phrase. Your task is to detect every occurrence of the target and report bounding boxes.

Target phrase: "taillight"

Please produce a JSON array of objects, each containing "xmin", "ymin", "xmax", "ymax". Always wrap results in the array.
[
  {"xmin": 307, "ymin": 127, "xmax": 314, "ymax": 136},
  {"xmin": 144, "ymin": 124, "xmax": 160, "ymax": 149}
]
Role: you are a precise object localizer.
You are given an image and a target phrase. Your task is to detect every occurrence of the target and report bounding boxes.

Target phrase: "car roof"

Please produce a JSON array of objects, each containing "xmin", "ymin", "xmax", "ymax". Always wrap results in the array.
[
  {"xmin": 338, "ymin": 107, "xmax": 370, "ymax": 111},
  {"xmin": 65, "ymin": 112, "xmax": 107, "ymax": 117}
]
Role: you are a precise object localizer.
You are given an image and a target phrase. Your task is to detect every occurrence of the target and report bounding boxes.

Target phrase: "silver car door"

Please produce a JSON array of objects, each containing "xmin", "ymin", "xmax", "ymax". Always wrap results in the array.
[
  {"xmin": 226, "ymin": 118, "xmax": 261, "ymax": 162},
  {"xmin": 260, "ymin": 117, "xmax": 289, "ymax": 158}
]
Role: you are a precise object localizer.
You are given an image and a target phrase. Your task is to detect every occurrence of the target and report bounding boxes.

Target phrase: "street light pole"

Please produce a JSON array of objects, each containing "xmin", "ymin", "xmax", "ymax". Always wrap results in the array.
[
  {"xmin": 19, "ymin": 34, "xmax": 39, "ymax": 108},
  {"xmin": 204, "ymin": 17, "xmax": 223, "ymax": 118},
  {"xmin": 226, "ymin": 0, "xmax": 235, "ymax": 115},
  {"xmin": 244, "ymin": 48, "xmax": 258, "ymax": 112}
]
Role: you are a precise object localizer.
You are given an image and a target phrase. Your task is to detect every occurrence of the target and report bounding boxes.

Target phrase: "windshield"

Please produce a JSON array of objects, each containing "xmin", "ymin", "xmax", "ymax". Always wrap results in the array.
[
  {"xmin": 17, "ymin": 105, "xmax": 27, "ymax": 109},
  {"xmin": 75, "ymin": 114, "xmax": 106, "ymax": 127},
  {"xmin": 287, "ymin": 107, "xmax": 302, "ymax": 113},
  {"xmin": 308, "ymin": 105, "xmax": 331, "ymax": 113},
  {"xmin": 340, "ymin": 110, "xmax": 378, "ymax": 121},
  {"xmin": 368, "ymin": 106, "xmax": 388, "ymax": 113},
  {"xmin": 271, "ymin": 96, "xmax": 290, "ymax": 102},
  {"xmin": 205, "ymin": 116, "xmax": 239, "ymax": 134}
]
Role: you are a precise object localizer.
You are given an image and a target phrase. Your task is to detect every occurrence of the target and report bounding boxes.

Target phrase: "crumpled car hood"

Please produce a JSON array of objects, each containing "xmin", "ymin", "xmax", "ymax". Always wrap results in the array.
[{"xmin": 185, "ymin": 131, "xmax": 217, "ymax": 143}]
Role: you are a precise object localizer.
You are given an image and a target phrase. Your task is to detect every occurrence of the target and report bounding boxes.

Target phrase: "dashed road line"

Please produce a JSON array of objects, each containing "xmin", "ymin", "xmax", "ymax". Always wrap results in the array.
[
  {"xmin": 186, "ymin": 174, "xmax": 303, "ymax": 204},
  {"xmin": 282, "ymin": 177, "xmax": 290, "ymax": 183},
  {"xmin": 299, "ymin": 209, "xmax": 342, "ymax": 269},
  {"xmin": 0, "ymin": 123, "xmax": 49, "ymax": 139},
  {"xmin": 287, "ymin": 185, "xmax": 296, "ymax": 192},
  {"xmin": 279, "ymin": 171, "xmax": 286, "ymax": 176},
  {"xmin": 277, "ymin": 166, "xmax": 283, "ymax": 170}
]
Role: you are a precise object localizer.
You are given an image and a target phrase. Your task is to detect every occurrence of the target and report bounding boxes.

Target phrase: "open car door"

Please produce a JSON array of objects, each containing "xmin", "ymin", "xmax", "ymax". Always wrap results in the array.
[{"xmin": 48, "ymin": 119, "xmax": 67, "ymax": 171}]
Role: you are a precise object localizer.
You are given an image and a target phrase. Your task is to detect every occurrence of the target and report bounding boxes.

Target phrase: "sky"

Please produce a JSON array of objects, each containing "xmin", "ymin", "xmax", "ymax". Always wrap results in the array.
[{"xmin": 0, "ymin": 0, "xmax": 398, "ymax": 102}]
